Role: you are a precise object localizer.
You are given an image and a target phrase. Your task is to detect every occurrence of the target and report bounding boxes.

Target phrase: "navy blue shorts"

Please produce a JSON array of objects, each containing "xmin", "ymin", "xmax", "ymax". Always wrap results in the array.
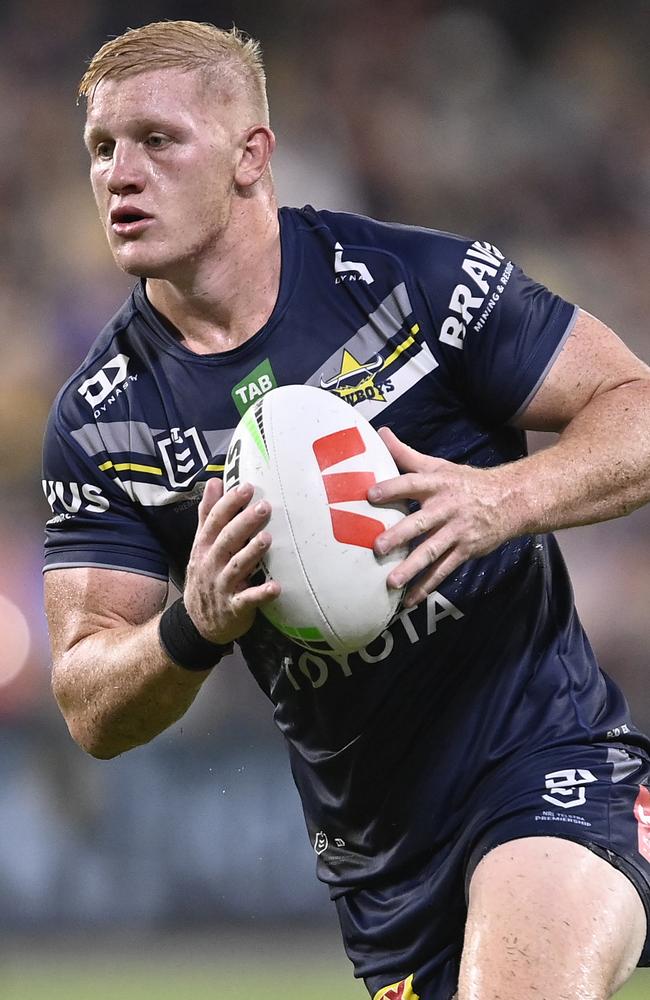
[{"xmin": 334, "ymin": 742, "xmax": 650, "ymax": 1000}]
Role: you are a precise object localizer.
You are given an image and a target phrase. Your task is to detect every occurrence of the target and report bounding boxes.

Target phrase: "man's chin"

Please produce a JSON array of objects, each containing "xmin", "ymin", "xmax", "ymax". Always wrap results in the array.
[{"xmin": 111, "ymin": 250, "xmax": 172, "ymax": 280}]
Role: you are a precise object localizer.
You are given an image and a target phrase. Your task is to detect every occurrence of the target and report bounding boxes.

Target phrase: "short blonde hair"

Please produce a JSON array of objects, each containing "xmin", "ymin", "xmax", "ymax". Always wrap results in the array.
[{"xmin": 78, "ymin": 20, "xmax": 269, "ymax": 123}]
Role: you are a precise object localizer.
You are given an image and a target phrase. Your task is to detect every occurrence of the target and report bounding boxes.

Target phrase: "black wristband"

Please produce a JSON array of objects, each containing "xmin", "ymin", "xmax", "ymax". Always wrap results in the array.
[{"xmin": 158, "ymin": 598, "xmax": 233, "ymax": 672}]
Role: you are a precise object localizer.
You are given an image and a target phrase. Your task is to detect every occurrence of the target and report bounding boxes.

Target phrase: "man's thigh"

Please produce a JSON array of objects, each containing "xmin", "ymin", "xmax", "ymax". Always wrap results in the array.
[
  {"xmin": 339, "ymin": 742, "xmax": 650, "ymax": 999},
  {"xmin": 459, "ymin": 836, "xmax": 647, "ymax": 1000}
]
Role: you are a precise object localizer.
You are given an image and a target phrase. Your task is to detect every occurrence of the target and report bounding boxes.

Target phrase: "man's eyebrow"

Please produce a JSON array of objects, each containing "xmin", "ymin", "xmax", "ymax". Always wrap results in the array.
[
  {"xmin": 84, "ymin": 117, "xmax": 184, "ymax": 147},
  {"xmin": 83, "ymin": 125, "xmax": 107, "ymax": 148}
]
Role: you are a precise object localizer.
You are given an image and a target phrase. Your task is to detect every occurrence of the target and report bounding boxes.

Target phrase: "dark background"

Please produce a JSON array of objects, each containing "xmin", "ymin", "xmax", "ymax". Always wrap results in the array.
[{"xmin": 0, "ymin": 0, "xmax": 648, "ymax": 938}]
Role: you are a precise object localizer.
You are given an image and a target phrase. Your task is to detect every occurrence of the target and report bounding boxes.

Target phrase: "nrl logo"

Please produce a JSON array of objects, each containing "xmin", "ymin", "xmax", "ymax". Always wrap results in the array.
[
  {"xmin": 313, "ymin": 831, "xmax": 328, "ymax": 855},
  {"xmin": 157, "ymin": 426, "xmax": 209, "ymax": 489},
  {"xmin": 320, "ymin": 348, "xmax": 393, "ymax": 406}
]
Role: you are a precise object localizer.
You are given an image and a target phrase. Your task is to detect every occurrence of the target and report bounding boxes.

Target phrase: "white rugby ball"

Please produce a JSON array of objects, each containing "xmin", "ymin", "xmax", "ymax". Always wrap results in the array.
[{"xmin": 223, "ymin": 384, "xmax": 407, "ymax": 655}]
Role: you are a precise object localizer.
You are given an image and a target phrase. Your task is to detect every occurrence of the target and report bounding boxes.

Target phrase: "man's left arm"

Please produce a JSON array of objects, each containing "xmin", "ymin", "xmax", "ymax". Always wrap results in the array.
[{"xmin": 370, "ymin": 309, "xmax": 650, "ymax": 606}]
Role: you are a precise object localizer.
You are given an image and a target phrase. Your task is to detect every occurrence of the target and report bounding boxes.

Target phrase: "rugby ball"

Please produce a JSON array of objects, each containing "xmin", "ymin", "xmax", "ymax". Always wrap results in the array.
[{"xmin": 223, "ymin": 385, "xmax": 407, "ymax": 655}]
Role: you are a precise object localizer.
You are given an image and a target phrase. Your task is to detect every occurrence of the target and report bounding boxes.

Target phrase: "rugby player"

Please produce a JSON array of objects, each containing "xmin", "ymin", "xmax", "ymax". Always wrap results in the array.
[{"xmin": 42, "ymin": 20, "xmax": 650, "ymax": 1000}]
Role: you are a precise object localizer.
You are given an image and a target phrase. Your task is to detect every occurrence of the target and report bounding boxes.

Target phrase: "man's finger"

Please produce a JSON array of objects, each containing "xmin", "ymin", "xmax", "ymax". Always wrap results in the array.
[
  {"xmin": 374, "ymin": 505, "xmax": 447, "ymax": 555},
  {"xmin": 378, "ymin": 426, "xmax": 424, "ymax": 472},
  {"xmin": 395, "ymin": 547, "xmax": 462, "ymax": 607},
  {"xmin": 200, "ymin": 482, "xmax": 255, "ymax": 545},
  {"xmin": 221, "ymin": 530, "xmax": 272, "ymax": 589},
  {"xmin": 386, "ymin": 530, "xmax": 456, "ymax": 590},
  {"xmin": 197, "ymin": 476, "xmax": 226, "ymax": 528}
]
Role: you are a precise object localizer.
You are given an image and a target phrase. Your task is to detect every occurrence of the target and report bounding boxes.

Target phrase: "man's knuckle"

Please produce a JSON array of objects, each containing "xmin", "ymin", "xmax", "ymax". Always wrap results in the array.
[
  {"xmin": 425, "ymin": 539, "xmax": 438, "ymax": 564},
  {"xmin": 414, "ymin": 512, "xmax": 428, "ymax": 534}
]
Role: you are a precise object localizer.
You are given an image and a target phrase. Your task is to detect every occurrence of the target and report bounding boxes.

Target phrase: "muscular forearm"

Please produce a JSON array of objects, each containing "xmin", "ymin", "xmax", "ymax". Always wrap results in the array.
[
  {"xmin": 47, "ymin": 483, "xmax": 276, "ymax": 760},
  {"xmin": 502, "ymin": 379, "xmax": 650, "ymax": 537},
  {"xmin": 53, "ymin": 615, "xmax": 210, "ymax": 759}
]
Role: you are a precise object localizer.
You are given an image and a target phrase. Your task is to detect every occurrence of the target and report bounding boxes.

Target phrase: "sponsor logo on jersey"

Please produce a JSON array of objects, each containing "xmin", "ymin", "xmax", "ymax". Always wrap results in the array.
[
  {"xmin": 313, "ymin": 426, "xmax": 385, "ymax": 549},
  {"xmin": 541, "ymin": 768, "xmax": 597, "ymax": 809},
  {"xmin": 319, "ymin": 323, "xmax": 436, "ymax": 411},
  {"xmin": 312, "ymin": 283, "xmax": 438, "ymax": 416},
  {"xmin": 42, "ymin": 480, "xmax": 110, "ymax": 514},
  {"xmin": 634, "ymin": 786, "xmax": 650, "ymax": 863},
  {"xmin": 607, "ymin": 723, "xmax": 631, "ymax": 739},
  {"xmin": 439, "ymin": 241, "xmax": 514, "ymax": 350},
  {"xmin": 373, "ymin": 974, "xmax": 419, "ymax": 1000},
  {"xmin": 156, "ymin": 426, "xmax": 210, "ymax": 489},
  {"xmin": 77, "ymin": 354, "xmax": 138, "ymax": 414},
  {"xmin": 334, "ymin": 242, "xmax": 374, "ymax": 284},
  {"xmin": 231, "ymin": 358, "xmax": 277, "ymax": 417},
  {"xmin": 313, "ymin": 831, "xmax": 328, "ymax": 855},
  {"xmin": 320, "ymin": 348, "xmax": 389, "ymax": 405},
  {"xmin": 282, "ymin": 590, "xmax": 464, "ymax": 693}
]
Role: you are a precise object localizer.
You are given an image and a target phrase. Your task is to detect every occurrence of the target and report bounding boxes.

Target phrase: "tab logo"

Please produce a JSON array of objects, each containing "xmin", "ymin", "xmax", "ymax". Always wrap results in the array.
[
  {"xmin": 231, "ymin": 358, "xmax": 277, "ymax": 417},
  {"xmin": 78, "ymin": 354, "xmax": 131, "ymax": 409},
  {"xmin": 334, "ymin": 242, "xmax": 374, "ymax": 284}
]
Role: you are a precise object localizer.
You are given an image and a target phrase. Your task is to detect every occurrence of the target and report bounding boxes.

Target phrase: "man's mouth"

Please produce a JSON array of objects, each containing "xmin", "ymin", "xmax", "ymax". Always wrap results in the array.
[{"xmin": 109, "ymin": 206, "xmax": 154, "ymax": 237}]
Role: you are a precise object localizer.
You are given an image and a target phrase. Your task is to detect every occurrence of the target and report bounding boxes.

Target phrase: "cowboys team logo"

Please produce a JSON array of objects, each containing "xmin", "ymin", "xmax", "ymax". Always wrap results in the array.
[
  {"xmin": 320, "ymin": 348, "xmax": 392, "ymax": 406},
  {"xmin": 157, "ymin": 426, "xmax": 209, "ymax": 488},
  {"xmin": 318, "ymin": 320, "xmax": 439, "ymax": 414}
]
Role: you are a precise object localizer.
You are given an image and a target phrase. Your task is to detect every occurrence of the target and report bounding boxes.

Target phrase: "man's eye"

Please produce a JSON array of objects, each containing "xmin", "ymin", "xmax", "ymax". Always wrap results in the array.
[
  {"xmin": 146, "ymin": 134, "xmax": 168, "ymax": 148},
  {"xmin": 96, "ymin": 142, "xmax": 113, "ymax": 159}
]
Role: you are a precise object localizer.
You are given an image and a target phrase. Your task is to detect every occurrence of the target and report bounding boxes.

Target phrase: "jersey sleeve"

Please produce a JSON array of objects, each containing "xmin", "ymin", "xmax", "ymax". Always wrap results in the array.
[
  {"xmin": 420, "ymin": 236, "xmax": 578, "ymax": 424},
  {"xmin": 42, "ymin": 402, "xmax": 169, "ymax": 580}
]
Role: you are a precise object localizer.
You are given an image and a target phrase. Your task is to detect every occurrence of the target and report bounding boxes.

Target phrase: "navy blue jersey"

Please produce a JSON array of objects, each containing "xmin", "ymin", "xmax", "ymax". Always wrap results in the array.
[{"xmin": 42, "ymin": 206, "xmax": 648, "ymax": 890}]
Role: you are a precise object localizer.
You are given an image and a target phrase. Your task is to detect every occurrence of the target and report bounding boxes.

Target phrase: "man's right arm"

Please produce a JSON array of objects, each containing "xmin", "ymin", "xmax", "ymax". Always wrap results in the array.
[
  {"xmin": 46, "ymin": 479, "xmax": 280, "ymax": 759},
  {"xmin": 46, "ymin": 566, "xmax": 207, "ymax": 759}
]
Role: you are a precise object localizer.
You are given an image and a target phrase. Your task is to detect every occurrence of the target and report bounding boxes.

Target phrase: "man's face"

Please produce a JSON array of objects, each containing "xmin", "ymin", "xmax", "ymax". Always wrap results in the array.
[{"xmin": 84, "ymin": 68, "xmax": 242, "ymax": 280}]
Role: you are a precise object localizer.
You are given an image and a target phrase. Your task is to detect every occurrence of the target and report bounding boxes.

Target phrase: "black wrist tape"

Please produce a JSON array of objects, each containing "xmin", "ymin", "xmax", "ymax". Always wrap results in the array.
[{"xmin": 158, "ymin": 598, "xmax": 233, "ymax": 672}]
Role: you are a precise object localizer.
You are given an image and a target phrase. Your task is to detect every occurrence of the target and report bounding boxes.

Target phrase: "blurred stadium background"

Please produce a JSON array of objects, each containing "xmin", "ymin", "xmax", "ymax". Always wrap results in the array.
[{"xmin": 0, "ymin": 0, "xmax": 649, "ymax": 996}]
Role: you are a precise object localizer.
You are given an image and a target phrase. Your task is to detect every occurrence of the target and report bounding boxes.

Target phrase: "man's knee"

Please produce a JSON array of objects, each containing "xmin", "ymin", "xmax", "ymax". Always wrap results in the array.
[{"xmin": 458, "ymin": 837, "xmax": 646, "ymax": 1000}]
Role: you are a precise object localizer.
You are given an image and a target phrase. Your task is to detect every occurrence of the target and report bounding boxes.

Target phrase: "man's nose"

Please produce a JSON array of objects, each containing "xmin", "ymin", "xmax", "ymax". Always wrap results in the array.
[{"xmin": 106, "ymin": 142, "xmax": 145, "ymax": 194}]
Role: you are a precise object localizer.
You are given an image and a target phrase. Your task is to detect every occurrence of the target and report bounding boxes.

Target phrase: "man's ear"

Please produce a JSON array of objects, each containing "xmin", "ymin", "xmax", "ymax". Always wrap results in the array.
[{"xmin": 234, "ymin": 125, "xmax": 276, "ymax": 188}]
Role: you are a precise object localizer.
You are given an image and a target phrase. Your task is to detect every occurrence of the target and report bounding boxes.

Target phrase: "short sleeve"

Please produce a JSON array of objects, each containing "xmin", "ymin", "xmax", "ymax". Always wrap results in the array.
[
  {"xmin": 424, "ymin": 237, "xmax": 578, "ymax": 424},
  {"xmin": 42, "ymin": 404, "xmax": 169, "ymax": 580}
]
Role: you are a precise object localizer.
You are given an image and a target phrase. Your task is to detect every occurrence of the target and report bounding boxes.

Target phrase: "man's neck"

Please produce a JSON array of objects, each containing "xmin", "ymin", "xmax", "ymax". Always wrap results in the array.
[{"xmin": 145, "ymin": 195, "xmax": 281, "ymax": 355}]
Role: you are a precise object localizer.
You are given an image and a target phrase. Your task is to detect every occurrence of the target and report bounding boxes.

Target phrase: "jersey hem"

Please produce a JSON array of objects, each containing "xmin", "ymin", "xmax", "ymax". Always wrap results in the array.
[
  {"xmin": 43, "ymin": 560, "xmax": 168, "ymax": 581},
  {"xmin": 508, "ymin": 303, "xmax": 579, "ymax": 423}
]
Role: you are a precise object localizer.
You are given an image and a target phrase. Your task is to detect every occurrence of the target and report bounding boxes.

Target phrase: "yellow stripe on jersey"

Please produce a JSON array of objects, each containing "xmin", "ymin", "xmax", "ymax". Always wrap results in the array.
[
  {"xmin": 99, "ymin": 460, "xmax": 163, "ymax": 475},
  {"xmin": 379, "ymin": 323, "xmax": 420, "ymax": 371},
  {"xmin": 205, "ymin": 464, "xmax": 225, "ymax": 472}
]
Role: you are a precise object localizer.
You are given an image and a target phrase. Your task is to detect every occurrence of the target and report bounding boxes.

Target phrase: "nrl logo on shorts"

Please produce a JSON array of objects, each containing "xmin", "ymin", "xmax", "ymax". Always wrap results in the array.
[
  {"xmin": 542, "ymin": 768, "xmax": 597, "ymax": 809},
  {"xmin": 157, "ymin": 426, "xmax": 209, "ymax": 488},
  {"xmin": 313, "ymin": 831, "xmax": 328, "ymax": 855}
]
